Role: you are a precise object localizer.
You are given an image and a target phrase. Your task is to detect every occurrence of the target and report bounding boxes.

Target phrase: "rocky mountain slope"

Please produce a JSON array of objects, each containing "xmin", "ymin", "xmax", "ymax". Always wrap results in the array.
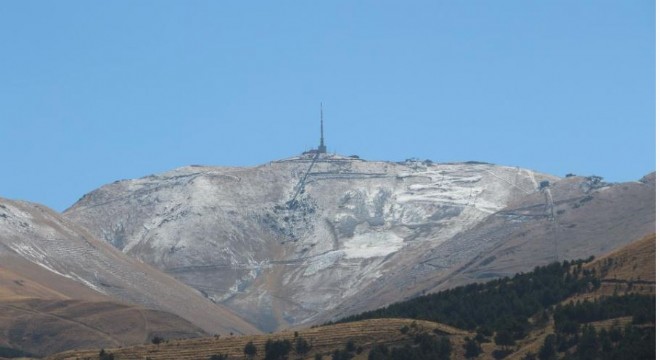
[
  {"xmin": 64, "ymin": 155, "xmax": 563, "ymax": 331},
  {"xmin": 0, "ymin": 197, "xmax": 259, "ymax": 355},
  {"xmin": 320, "ymin": 172, "xmax": 655, "ymax": 322},
  {"xmin": 63, "ymin": 155, "xmax": 654, "ymax": 331}
]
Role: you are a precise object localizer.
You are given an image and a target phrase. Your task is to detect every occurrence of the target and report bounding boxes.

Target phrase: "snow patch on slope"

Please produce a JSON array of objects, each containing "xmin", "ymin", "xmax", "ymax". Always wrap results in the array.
[
  {"xmin": 9, "ymin": 243, "xmax": 63, "ymax": 276},
  {"xmin": 343, "ymin": 232, "xmax": 404, "ymax": 259}
]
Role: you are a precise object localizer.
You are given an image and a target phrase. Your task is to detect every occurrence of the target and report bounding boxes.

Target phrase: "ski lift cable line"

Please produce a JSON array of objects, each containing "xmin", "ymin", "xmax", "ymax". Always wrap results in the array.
[{"xmin": 288, "ymin": 152, "xmax": 320, "ymax": 205}]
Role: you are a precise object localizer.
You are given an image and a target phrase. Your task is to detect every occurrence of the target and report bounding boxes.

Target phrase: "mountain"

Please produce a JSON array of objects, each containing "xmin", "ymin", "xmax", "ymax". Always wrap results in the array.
[
  {"xmin": 63, "ymin": 154, "xmax": 654, "ymax": 331},
  {"xmin": 0, "ymin": 198, "xmax": 258, "ymax": 355}
]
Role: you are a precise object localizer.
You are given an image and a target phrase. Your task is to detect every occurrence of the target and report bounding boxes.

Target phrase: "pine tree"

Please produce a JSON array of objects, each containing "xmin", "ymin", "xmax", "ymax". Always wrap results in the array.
[
  {"xmin": 244, "ymin": 341, "xmax": 257, "ymax": 358},
  {"xmin": 538, "ymin": 334, "xmax": 556, "ymax": 360},
  {"xmin": 463, "ymin": 338, "xmax": 482, "ymax": 358}
]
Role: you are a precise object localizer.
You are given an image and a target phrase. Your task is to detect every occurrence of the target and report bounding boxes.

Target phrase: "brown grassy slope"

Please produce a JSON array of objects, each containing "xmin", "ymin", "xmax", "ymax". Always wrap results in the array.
[
  {"xmin": 0, "ymin": 256, "xmax": 109, "ymax": 302},
  {"xmin": 48, "ymin": 318, "xmax": 470, "ymax": 360},
  {"xmin": 0, "ymin": 299, "xmax": 206, "ymax": 357},
  {"xmin": 572, "ymin": 232, "xmax": 655, "ymax": 301},
  {"xmin": 585, "ymin": 232, "xmax": 655, "ymax": 283},
  {"xmin": 0, "ymin": 198, "xmax": 260, "ymax": 337},
  {"xmin": 0, "ymin": 255, "xmax": 208, "ymax": 356}
]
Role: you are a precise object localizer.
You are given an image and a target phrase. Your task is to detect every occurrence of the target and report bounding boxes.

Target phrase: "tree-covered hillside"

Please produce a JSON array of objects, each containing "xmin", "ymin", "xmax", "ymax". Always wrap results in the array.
[
  {"xmin": 336, "ymin": 259, "xmax": 655, "ymax": 359},
  {"xmin": 339, "ymin": 260, "xmax": 599, "ymax": 335}
]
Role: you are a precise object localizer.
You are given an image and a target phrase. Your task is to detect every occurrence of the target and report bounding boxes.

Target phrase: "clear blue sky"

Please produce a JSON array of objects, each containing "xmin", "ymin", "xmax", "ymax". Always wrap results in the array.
[{"xmin": 0, "ymin": 1, "xmax": 655, "ymax": 211}]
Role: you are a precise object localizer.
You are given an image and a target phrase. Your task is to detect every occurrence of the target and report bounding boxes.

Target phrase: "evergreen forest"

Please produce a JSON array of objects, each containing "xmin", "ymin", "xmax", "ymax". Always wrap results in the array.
[{"xmin": 336, "ymin": 259, "xmax": 655, "ymax": 359}]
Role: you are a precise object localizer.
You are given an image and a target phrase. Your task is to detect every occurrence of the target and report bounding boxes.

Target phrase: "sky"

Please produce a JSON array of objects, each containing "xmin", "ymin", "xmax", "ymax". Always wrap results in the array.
[{"xmin": 0, "ymin": 1, "xmax": 655, "ymax": 211}]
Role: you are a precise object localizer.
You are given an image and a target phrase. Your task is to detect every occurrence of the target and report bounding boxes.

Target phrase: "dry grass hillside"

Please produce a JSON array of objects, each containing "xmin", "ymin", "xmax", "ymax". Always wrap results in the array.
[
  {"xmin": 0, "ymin": 256, "xmax": 108, "ymax": 302},
  {"xmin": 0, "ymin": 197, "xmax": 261, "ymax": 356},
  {"xmin": 0, "ymin": 255, "xmax": 207, "ymax": 356},
  {"xmin": 48, "ymin": 318, "xmax": 470, "ymax": 360},
  {"xmin": 0, "ymin": 299, "xmax": 206, "ymax": 357},
  {"xmin": 583, "ymin": 232, "xmax": 655, "ymax": 295}
]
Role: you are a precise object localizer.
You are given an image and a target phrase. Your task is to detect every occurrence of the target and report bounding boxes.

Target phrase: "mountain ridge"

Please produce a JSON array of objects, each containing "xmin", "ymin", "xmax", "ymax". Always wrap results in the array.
[
  {"xmin": 1, "ymin": 155, "xmax": 653, "ymax": 355},
  {"xmin": 66, "ymin": 155, "xmax": 628, "ymax": 331}
]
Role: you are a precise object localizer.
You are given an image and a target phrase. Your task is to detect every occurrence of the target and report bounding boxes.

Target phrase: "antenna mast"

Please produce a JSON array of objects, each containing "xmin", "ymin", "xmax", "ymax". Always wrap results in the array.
[{"xmin": 318, "ymin": 102, "xmax": 327, "ymax": 153}]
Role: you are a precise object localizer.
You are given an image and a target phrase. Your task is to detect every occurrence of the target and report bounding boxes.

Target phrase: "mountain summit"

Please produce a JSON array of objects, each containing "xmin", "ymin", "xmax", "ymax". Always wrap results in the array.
[{"xmin": 63, "ymin": 156, "xmax": 654, "ymax": 331}]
